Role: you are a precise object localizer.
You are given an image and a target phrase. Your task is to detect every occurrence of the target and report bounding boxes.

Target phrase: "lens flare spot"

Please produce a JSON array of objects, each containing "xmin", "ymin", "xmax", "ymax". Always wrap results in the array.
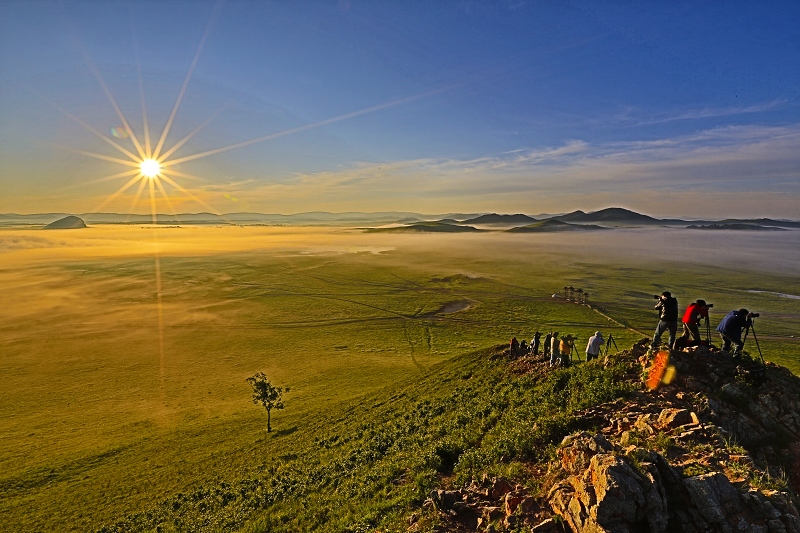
[
  {"xmin": 141, "ymin": 159, "xmax": 161, "ymax": 178},
  {"xmin": 111, "ymin": 127, "xmax": 129, "ymax": 139}
]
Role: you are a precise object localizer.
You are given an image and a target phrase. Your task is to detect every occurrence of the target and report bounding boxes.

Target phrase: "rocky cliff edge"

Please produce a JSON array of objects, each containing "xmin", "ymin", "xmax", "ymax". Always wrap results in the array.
[{"xmin": 423, "ymin": 340, "xmax": 800, "ymax": 533}]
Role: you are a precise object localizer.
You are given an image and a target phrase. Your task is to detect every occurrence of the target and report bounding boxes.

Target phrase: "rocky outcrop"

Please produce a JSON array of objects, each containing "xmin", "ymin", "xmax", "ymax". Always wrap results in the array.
[
  {"xmin": 550, "ymin": 432, "xmax": 800, "ymax": 533},
  {"xmin": 549, "ymin": 433, "xmax": 668, "ymax": 533},
  {"xmin": 425, "ymin": 339, "xmax": 800, "ymax": 532},
  {"xmin": 422, "ymin": 475, "xmax": 564, "ymax": 532}
]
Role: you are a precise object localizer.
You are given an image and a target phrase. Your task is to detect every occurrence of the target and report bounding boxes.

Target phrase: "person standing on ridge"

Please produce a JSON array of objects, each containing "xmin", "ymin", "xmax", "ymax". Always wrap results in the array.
[
  {"xmin": 651, "ymin": 291, "xmax": 679, "ymax": 351},
  {"xmin": 549, "ymin": 332, "xmax": 560, "ymax": 367},
  {"xmin": 679, "ymin": 299, "xmax": 710, "ymax": 347},
  {"xmin": 586, "ymin": 331, "xmax": 604, "ymax": 362},
  {"xmin": 559, "ymin": 334, "xmax": 575, "ymax": 366},
  {"xmin": 531, "ymin": 331, "xmax": 541, "ymax": 356},
  {"xmin": 543, "ymin": 331, "xmax": 552, "ymax": 359}
]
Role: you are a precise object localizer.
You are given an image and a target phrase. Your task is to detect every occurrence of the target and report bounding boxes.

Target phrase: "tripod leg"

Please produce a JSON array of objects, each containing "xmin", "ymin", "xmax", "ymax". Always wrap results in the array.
[
  {"xmin": 750, "ymin": 324, "xmax": 765, "ymax": 364},
  {"xmin": 731, "ymin": 326, "xmax": 752, "ymax": 359}
]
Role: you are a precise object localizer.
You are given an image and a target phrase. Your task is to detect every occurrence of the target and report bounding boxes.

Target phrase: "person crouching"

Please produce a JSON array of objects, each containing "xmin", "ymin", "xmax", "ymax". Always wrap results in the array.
[
  {"xmin": 716, "ymin": 309, "xmax": 754, "ymax": 357},
  {"xmin": 679, "ymin": 299, "xmax": 710, "ymax": 348}
]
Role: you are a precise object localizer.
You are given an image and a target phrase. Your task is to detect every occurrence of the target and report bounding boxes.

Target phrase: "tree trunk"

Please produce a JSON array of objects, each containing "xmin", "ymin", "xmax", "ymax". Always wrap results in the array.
[{"xmin": 267, "ymin": 408, "xmax": 271, "ymax": 432}]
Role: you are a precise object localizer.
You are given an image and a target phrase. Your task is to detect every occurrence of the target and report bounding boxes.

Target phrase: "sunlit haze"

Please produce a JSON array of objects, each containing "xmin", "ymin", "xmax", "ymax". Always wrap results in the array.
[{"xmin": 1, "ymin": 1, "xmax": 799, "ymax": 218}]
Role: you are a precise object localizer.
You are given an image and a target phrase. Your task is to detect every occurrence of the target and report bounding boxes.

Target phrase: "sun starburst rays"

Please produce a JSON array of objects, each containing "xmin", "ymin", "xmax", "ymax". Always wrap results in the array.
[
  {"xmin": 63, "ymin": 63, "xmax": 442, "ymax": 221},
  {"xmin": 46, "ymin": 6, "xmax": 441, "ymax": 414}
]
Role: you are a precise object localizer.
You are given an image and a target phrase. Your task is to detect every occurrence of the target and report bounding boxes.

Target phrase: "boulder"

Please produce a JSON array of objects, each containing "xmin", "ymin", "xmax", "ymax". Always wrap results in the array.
[
  {"xmin": 656, "ymin": 408, "xmax": 696, "ymax": 429},
  {"xmin": 550, "ymin": 439, "xmax": 669, "ymax": 532},
  {"xmin": 683, "ymin": 472, "xmax": 742, "ymax": 524}
]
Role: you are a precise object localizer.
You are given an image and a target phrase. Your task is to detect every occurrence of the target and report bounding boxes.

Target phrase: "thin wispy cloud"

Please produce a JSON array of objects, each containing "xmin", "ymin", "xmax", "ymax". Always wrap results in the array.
[
  {"xmin": 223, "ymin": 123, "xmax": 800, "ymax": 217},
  {"xmin": 600, "ymin": 99, "xmax": 791, "ymax": 127}
]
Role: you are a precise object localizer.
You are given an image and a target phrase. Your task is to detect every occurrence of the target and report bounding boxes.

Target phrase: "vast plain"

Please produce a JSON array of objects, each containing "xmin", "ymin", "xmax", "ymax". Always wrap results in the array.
[{"xmin": 1, "ymin": 225, "xmax": 799, "ymax": 532}]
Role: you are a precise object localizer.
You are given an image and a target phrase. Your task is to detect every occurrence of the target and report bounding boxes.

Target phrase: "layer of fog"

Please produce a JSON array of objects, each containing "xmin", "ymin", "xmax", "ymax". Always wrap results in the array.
[
  {"xmin": 1, "ymin": 226, "xmax": 798, "ymax": 277},
  {"xmin": 388, "ymin": 227, "xmax": 800, "ymax": 278},
  {"xmin": 502, "ymin": 228, "xmax": 800, "ymax": 276}
]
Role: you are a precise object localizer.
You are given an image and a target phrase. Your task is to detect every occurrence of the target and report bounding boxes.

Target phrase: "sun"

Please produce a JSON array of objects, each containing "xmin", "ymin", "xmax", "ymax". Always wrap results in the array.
[{"xmin": 140, "ymin": 158, "xmax": 161, "ymax": 178}]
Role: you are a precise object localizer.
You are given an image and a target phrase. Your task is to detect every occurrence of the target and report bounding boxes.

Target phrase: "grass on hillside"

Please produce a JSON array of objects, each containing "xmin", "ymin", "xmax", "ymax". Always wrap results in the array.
[{"xmin": 96, "ymin": 346, "xmax": 636, "ymax": 532}]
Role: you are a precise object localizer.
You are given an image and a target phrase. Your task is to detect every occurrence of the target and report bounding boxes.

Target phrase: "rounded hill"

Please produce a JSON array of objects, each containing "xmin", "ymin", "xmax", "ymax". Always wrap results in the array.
[{"xmin": 43, "ymin": 215, "xmax": 87, "ymax": 229}]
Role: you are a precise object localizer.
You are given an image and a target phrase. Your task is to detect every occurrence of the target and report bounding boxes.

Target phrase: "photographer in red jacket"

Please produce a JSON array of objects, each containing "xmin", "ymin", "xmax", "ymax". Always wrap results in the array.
[{"xmin": 678, "ymin": 299, "xmax": 710, "ymax": 347}]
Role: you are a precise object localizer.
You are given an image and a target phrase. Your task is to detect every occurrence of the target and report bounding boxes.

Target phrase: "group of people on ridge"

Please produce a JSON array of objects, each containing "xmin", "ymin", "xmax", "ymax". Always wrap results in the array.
[
  {"xmin": 510, "ymin": 291, "xmax": 758, "ymax": 367},
  {"xmin": 651, "ymin": 291, "xmax": 757, "ymax": 356},
  {"xmin": 510, "ymin": 330, "xmax": 606, "ymax": 367}
]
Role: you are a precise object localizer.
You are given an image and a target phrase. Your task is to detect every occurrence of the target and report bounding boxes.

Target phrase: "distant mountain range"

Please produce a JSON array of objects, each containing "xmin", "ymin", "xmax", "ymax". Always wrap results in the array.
[
  {"xmin": 0, "ymin": 211, "xmax": 441, "ymax": 226},
  {"xmin": 459, "ymin": 213, "xmax": 537, "ymax": 225},
  {"xmin": 366, "ymin": 221, "xmax": 483, "ymax": 233},
  {"xmin": 507, "ymin": 219, "xmax": 606, "ymax": 232},
  {"xmin": 686, "ymin": 223, "xmax": 787, "ymax": 231},
  {"xmin": 1, "ymin": 207, "xmax": 798, "ymax": 230},
  {"xmin": 553, "ymin": 207, "xmax": 662, "ymax": 225}
]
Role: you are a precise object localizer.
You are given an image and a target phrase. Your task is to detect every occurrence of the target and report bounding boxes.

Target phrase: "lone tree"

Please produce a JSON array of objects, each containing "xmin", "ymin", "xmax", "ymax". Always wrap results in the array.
[{"xmin": 246, "ymin": 372, "xmax": 289, "ymax": 432}]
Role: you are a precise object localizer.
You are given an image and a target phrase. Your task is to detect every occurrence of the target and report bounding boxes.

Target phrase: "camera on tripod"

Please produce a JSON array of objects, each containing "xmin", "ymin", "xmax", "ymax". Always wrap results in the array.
[
  {"xmin": 652, "ymin": 295, "xmax": 660, "ymax": 299},
  {"xmin": 749, "ymin": 312, "xmax": 760, "ymax": 318},
  {"xmin": 706, "ymin": 303, "xmax": 714, "ymax": 308}
]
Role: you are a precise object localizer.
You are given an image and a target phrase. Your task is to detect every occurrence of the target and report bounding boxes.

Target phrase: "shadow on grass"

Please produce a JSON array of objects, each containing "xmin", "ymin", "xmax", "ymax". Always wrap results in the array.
[{"xmin": 271, "ymin": 426, "xmax": 298, "ymax": 438}]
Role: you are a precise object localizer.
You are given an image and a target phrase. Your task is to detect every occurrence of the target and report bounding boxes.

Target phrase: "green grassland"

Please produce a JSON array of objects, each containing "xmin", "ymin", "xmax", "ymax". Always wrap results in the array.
[
  {"xmin": 0, "ymin": 226, "xmax": 798, "ymax": 532},
  {"xmin": 98, "ymin": 345, "xmax": 636, "ymax": 533}
]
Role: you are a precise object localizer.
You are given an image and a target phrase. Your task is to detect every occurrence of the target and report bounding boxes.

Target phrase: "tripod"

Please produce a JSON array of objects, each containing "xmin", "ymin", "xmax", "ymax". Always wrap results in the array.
[
  {"xmin": 741, "ymin": 319, "xmax": 764, "ymax": 364},
  {"xmin": 603, "ymin": 334, "xmax": 619, "ymax": 357},
  {"xmin": 570, "ymin": 342, "xmax": 581, "ymax": 363}
]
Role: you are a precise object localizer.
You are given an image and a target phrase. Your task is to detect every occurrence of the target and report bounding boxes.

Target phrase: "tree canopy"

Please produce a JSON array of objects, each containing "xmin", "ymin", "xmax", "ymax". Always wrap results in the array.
[{"xmin": 246, "ymin": 372, "xmax": 288, "ymax": 432}]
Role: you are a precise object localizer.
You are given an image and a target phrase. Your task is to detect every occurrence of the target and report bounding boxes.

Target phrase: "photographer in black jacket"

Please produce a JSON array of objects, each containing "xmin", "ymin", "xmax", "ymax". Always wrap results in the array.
[{"xmin": 651, "ymin": 291, "xmax": 678, "ymax": 351}]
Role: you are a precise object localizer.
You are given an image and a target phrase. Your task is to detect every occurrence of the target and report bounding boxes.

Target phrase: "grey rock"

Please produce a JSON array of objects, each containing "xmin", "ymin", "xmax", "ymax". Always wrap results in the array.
[{"xmin": 684, "ymin": 472, "xmax": 742, "ymax": 523}]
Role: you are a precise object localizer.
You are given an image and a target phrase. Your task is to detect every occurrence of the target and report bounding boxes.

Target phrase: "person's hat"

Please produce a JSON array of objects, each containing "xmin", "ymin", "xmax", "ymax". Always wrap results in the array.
[
  {"xmin": 595, "ymin": 331, "xmax": 603, "ymax": 336},
  {"xmin": 697, "ymin": 299, "xmax": 706, "ymax": 306},
  {"xmin": 662, "ymin": 291, "xmax": 671, "ymax": 297},
  {"xmin": 739, "ymin": 308, "xmax": 749, "ymax": 315}
]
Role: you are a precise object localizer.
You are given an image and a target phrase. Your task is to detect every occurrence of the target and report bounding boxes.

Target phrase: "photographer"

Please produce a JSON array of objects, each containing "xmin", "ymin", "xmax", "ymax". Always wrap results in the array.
[
  {"xmin": 716, "ymin": 309, "xmax": 756, "ymax": 356},
  {"xmin": 549, "ymin": 332, "xmax": 560, "ymax": 367},
  {"xmin": 678, "ymin": 299, "xmax": 711, "ymax": 347},
  {"xmin": 585, "ymin": 331, "xmax": 604, "ymax": 362},
  {"xmin": 559, "ymin": 334, "xmax": 575, "ymax": 367},
  {"xmin": 651, "ymin": 291, "xmax": 679, "ymax": 351},
  {"xmin": 531, "ymin": 331, "xmax": 541, "ymax": 356}
]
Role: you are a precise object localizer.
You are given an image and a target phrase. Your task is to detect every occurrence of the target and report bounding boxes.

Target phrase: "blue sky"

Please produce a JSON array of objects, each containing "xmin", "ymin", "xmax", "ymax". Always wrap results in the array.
[{"xmin": 1, "ymin": 1, "xmax": 798, "ymax": 217}]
